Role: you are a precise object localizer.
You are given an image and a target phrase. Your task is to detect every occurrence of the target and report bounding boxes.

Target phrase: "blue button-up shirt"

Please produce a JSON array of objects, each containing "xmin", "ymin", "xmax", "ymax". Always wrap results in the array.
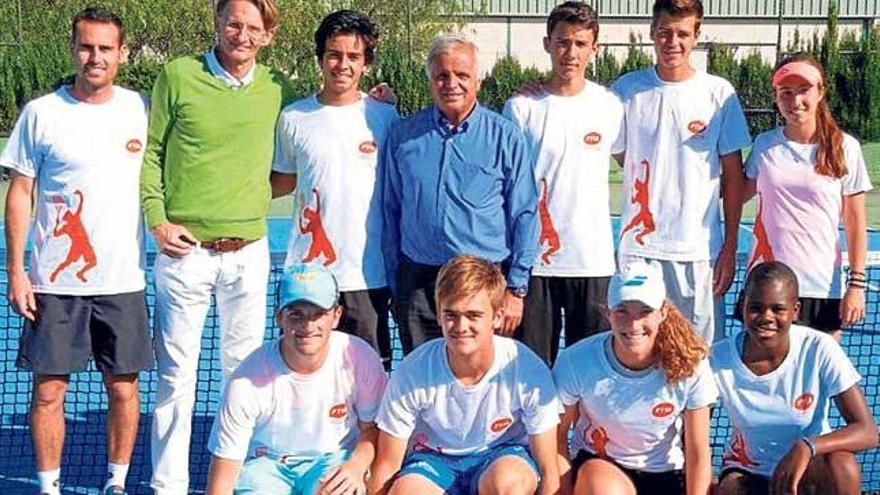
[{"xmin": 381, "ymin": 103, "xmax": 539, "ymax": 292}]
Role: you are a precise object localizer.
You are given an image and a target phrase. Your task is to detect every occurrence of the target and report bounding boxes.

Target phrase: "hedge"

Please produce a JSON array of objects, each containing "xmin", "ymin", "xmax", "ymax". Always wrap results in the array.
[{"xmin": 1, "ymin": 1, "xmax": 879, "ymax": 141}]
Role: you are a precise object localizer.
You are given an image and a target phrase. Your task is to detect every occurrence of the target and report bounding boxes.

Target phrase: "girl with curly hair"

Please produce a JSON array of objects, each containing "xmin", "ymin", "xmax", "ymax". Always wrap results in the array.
[{"xmin": 553, "ymin": 261, "xmax": 717, "ymax": 495}]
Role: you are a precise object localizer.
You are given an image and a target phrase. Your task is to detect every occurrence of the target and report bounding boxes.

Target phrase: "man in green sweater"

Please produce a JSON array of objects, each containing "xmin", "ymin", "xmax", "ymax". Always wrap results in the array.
[{"xmin": 139, "ymin": 0, "xmax": 296, "ymax": 492}]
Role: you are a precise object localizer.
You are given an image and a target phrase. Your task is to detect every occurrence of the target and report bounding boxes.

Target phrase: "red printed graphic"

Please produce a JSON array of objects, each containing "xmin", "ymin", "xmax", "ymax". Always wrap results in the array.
[
  {"xmin": 50, "ymin": 190, "xmax": 97, "ymax": 283},
  {"xmin": 538, "ymin": 178, "xmax": 561, "ymax": 265},
  {"xmin": 620, "ymin": 159, "xmax": 656, "ymax": 245},
  {"xmin": 359, "ymin": 140, "xmax": 377, "ymax": 154},
  {"xmin": 412, "ymin": 432, "xmax": 443, "ymax": 454},
  {"xmin": 300, "ymin": 188, "xmax": 337, "ymax": 266},
  {"xmin": 793, "ymin": 393, "xmax": 814, "ymax": 412},
  {"xmin": 748, "ymin": 193, "xmax": 774, "ymax": 269},
  {"xmin": 126, "ymin": 138, "xmax": 143, "ymax": 153},
  {"xmin": 723, "ymin": 429, "xmax": 760, "ymax": 468},
  {"xmin": 490, "ymin": 417, "xmax": 513, "ymax": 433},
  {"xmin": 329, "ymin": 402, "xmax": 347, "ymax": 419},
  {"xmin": 590, "ymin": 426, "xmax": 610, "ymax": 458},
  {"xmin": 651, "ymin": 402, "xmax": 675, "ymax": 418},
  {"xmin": 688, "ymin": 120, "xmax": 707, "ymax": 135},
  {"xmin": 583, "ymin": 132, "xmax": 602, "ymax": 146}
]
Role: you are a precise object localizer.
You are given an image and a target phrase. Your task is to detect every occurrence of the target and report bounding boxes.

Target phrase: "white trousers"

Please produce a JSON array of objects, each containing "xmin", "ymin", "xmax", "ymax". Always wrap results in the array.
[
  {"xmin": 620, "ymin": 256, "xmax": 725, "ymax": 345},
  {"xmin": 150, "ymin": 238, "xmax": 269, "ymax": 494}
]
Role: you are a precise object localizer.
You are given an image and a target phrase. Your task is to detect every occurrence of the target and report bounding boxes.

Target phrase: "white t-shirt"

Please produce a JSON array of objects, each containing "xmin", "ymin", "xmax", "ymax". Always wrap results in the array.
[
  {"xmin": 553, "ymin": 332, "xmax": 718, "ymax": 472},
  {"xmin": 0, "ymin": 87, "xmax": 148, "ymax": 295},
  {"xmin": 710, "ymin": 325, "xmax": 861, "ymax": 477},
  {"xmin": 208, "ymin": 332, "xmax": 388, "ymax": 461},
  {"xmin": 745, "ymin": 128, "xmax": 873, "ymax": 298},
  {"xmin": 503, "ymin": 81, "xmax": 624, "ymax": 277},
  {"xmin": 273, "ymin": 93, "xmax": 400, "ymax": 291},
  {"xmin": 612, "ymin": 68, "xmax": 751, "ymax": 262},
  {"xmin": 376, "ymin": 336, "xmax": 561, "ymax": 456}
]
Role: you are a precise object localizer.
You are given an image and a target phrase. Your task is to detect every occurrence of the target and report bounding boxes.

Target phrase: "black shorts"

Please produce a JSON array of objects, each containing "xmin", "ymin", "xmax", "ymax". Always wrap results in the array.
[
  {"xmin": 571, "ymin": 450, "xmax": 685, "ymax": 495},
  {"xmin": 734, "ymin": 292, "xmax": 842, "ymax": 332},
  {"xmin": 718, "ymin": 467, "xmax": 769, "ymax": 494},
  {"xmin": 16, "ymin": 291, "xmax": 153, "ymax": 375}
]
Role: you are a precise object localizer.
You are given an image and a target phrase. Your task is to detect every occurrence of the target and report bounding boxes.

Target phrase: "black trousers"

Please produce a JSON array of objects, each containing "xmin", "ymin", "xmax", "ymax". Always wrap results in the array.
[
  {"xmin": 392, "ymin": 257, "xmax": 443, "ymax": 355},
  {"xmin": 338, "ymin": 287, "xmax": 392, "ymax": 370},
  {"xmin": 518, "ymin": 275, "xmax": 610, "ymax": 365}
]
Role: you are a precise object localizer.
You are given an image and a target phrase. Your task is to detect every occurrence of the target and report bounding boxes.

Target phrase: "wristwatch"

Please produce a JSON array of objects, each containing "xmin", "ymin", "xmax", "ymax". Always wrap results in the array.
[{"xmin": 508, "ymin": 285, "xmax": 528, "ymax": 298}]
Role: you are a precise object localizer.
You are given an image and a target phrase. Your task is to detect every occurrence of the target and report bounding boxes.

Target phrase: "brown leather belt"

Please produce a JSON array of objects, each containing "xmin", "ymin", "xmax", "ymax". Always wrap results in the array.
[{"xmin": 200, "ymin": 238, "xmax": 256, "ymax": 253}]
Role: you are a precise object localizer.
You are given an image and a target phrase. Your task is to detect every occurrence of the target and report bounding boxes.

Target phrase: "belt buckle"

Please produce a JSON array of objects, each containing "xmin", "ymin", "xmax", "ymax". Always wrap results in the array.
[{"xmin": 203, "ymin": 237, "xmax": 246, "ymax": 253}]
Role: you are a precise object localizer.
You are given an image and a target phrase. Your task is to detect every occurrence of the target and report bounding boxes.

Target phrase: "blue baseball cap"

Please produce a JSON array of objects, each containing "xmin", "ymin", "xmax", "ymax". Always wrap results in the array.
[
  {"xmin": 608, "ymin": 261, "xmax": 667, "ymax": 311},
  {"xmin": 278, "ymin": 263, "xmax": 339, "ymax": 310}
]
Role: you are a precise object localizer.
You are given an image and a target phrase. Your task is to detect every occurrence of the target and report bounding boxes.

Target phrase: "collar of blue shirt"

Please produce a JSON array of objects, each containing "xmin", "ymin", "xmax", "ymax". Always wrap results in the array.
[{"xmin": 432, "ymin": 103, "xmax": 481, "ymax": 137}]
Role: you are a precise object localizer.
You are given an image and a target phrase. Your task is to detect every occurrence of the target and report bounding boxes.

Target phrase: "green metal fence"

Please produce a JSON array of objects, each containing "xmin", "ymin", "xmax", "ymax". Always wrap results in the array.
[{"xmin": 458, "ymin": 0, "xmax": 880, "ymax": 18}]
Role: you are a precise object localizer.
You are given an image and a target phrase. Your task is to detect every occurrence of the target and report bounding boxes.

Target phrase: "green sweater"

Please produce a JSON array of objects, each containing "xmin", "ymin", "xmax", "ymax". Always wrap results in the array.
[{"xmin": 140, "ymin": 55, "xmax": 296, "ymax": 240}]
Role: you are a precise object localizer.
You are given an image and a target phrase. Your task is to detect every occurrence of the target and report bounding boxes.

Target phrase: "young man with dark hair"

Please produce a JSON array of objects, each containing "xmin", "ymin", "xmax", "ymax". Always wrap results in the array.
[
  {"xmin": 3, "ymin": 7, "xmax": 150, "ymax": 495},
  {"xmin": 205, "ymin": 263, "xmax": 387, "ymax": 495},
  {"xmin": 369, "ymin": 255, "xmax": 561, "ymax": 495},
  {"xmin": 613, "ymin": 0, "xmax": 751, "ymax": 344},
  {"xmin": 504, "ymin": 1, "xmax": 624, "ymax": 364},
  {"xmin": 271, "ymin": 9, "xmax": 399, "ymax": 369}
]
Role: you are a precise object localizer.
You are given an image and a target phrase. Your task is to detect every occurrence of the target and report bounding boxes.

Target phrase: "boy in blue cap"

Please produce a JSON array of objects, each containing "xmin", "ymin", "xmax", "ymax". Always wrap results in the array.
[{"xmin": 205, "ymin": 263, "xmax": 388, "ymax": 494}]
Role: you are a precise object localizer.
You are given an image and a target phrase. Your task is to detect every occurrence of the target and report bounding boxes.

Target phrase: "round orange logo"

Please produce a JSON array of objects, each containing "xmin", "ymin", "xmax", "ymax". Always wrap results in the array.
[
  {"xmin": 793, "ymin": 393, "xmax": 814, "ymax": 412},
  {"xmin": 687, "ymin": 120, "xmax": 707, "ymax": 135},
  {"xmin": 328, "ymin": 403, "xmax": 347, "ymax": 419},
  {"xmin": 359, "ymin": 141, "xmax": 377, "ymax": 154},
  {"xmin": 652, "ymin": 402, "xmax": 675, "ymax": 418},
  {"xmin": 583, "ymin": 132, "xmax": 602, "ymax": 146},
  {"xmin": 490, "ymin": 417, "xmax": 513, "ymax": 433},
  {"xmin": 126, "ymin": 139, "xmax": 143, "ymax": 153}
]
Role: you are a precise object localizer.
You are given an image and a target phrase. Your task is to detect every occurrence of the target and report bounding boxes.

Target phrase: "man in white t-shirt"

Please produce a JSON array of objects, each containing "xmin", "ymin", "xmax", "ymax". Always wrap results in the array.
[
  {"xmin": 1, "ymin": 8, "xmax": 151, "ymax": 495},
  {"xmin": 206, "ymin": 262, "xmax": 388, "ymax": 494},
  {"xmin": 503, "ymin": 2, "xmax": 624, "ymax": 364},
  {"xmin": 612, "ymin": 0, "xmax": 751, "ymax": 344},
  {"xmin": 272, "ymin": 9, "xmax": 399, "ymax": 369},
  {"xmin": 368, "ymin": 255, "xmax": 561, "ymax": 495}
]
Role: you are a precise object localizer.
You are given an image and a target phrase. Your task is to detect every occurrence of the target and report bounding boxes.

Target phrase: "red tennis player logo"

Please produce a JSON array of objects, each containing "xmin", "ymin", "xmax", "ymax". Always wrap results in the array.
[
  {"xmin": 300, "ymin": 188, "xmax": 337, "ymax": 267},
  {"xmin": 589, "ymin": 426, "xmax": 610, "ymax": 458},
  {"xmin": 50, "ymin": 190, "xmax": 97, "ymax": 283},
  {"xmin": 748, "ymin": 193, "xmax": 774, "ymax": 269},
  {"xmin": 620, "ymin": 159, "xmax": 656, "ymax": 245},
  {"xmin": 538, "ymin": 178, "xmax": 561, "ymax": 265},
  {"xmin": 723, "ymin": 429, "xmax": 759, "ymax": 468}
]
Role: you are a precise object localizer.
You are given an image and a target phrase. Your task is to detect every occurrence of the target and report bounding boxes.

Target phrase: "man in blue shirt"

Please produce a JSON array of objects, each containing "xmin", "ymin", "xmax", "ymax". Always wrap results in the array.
[{"xmin": 382, "ymin": 33, "xmax": 539, "ymax": 354}]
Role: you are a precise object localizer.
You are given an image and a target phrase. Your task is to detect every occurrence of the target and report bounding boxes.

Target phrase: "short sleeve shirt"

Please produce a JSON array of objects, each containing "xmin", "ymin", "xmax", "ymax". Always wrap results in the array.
[
  {"xmin": 0, "ymin": 87, "xmax": 148, "ymax": 295},
  {"xmin": 274, "ymin": 94, "xmax": 400, "ymax": 291},
  {"xmin": 710, "ymin": 325, "xmax": 861, "ymax": 477},
  {"xmin": 553, "ymin": 333, "xmax": 718, "ymax": 472},
  {"xmin": 503, "ymin": 81, "xmax": 624, "ymax": 277},
  {"xmin": 208, "ymin": 332, "xmax": 388, "ymax": 461},
  {"xmin": 745, "ymin": 128, "xmax": 873, "ymax": 297},
  {"xmin": 376, "ymin": 336, "xmax": 561, "ymax": 456},
  {"xmin": 612, "ymin": 68, "xmax": 751, "ymax": 262}
]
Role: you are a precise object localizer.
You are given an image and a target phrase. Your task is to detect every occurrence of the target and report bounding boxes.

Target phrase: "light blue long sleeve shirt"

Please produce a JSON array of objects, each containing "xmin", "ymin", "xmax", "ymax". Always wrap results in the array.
[{"xmin": 381, "ymin": 103, "xmax": 539, "ymax": 293}]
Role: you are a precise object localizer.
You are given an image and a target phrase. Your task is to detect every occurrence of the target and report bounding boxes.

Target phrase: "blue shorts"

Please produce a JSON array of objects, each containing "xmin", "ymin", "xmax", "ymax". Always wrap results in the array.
[
  {"xmin": 235, "ymin": 450, "xmax": 350, "ymax": 494},
  {"xmin": 397, "ymin": 444, "xmax": 539, "ymax": 494}
]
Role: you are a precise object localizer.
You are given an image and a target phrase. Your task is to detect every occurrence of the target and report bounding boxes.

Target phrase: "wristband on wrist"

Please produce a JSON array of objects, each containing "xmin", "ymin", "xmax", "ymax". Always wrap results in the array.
[{"xmin": 799, "ymin": 436, "xmax": 817, "ymax": 457}]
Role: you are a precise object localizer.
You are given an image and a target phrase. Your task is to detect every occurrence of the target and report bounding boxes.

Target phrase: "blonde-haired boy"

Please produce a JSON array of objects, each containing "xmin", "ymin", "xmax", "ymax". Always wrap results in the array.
[{"xmin": 369, "ymin": 255, "xmax": 561, "ymax": 494}]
